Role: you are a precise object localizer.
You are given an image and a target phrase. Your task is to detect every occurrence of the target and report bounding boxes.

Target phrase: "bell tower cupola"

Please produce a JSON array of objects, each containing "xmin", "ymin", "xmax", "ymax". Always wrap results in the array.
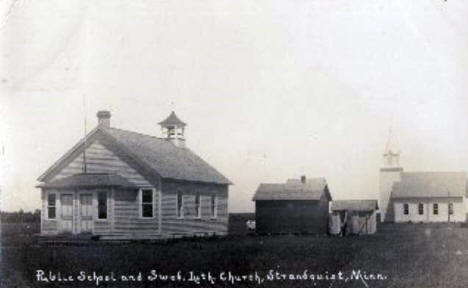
[{"xmin": 158, "ymin": 111, "xmax": 187, "ymax": 148}]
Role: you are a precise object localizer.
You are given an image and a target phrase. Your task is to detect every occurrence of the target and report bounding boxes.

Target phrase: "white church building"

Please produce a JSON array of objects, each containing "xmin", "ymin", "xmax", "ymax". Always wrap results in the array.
[{"xmin": 379, "ymin": 146, "xmax": 468, "ymax": 223}]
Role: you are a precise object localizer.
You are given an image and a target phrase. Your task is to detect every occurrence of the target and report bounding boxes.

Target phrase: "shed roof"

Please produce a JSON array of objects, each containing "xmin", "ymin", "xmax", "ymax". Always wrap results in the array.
[
  {"xmin": 252, "ymin": 178, "xmax": 330, "ymax": 201},
  {"xmin": 331, "ymin": 200, "xmax": 378, "ymax": 212},
  {"xmin": 37, "ymin": 173, "xmax": 137, "ymax": 189},
  {"xmin": 391, "ymin": 172, "xmax": 467, "ymax": 199}
]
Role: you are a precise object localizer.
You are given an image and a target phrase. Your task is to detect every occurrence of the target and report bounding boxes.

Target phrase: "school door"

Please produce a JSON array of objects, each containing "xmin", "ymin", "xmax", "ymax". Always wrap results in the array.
[
  {"xmin": 60, "ymin": 194, "xmax": 74, "ymax": 233},
  {"xmin": 59, "ymin": 193, "xmax": 94, "ymax": 234},
  {"xmin": 79, "ymin": 193, "xmax": 93, "ymax": 233}
]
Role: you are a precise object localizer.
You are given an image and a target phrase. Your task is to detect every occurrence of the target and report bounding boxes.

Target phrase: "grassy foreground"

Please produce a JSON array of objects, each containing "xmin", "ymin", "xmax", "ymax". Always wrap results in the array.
[{"xmin": 1, "ymin": 221, "xmax": 468, "ymax": 288}]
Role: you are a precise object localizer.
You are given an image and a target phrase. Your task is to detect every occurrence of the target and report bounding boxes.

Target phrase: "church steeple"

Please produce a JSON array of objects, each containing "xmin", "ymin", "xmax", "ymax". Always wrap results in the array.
[
  {"xmin": 382, "ymin": 128, "xmax": 400, "ymax": 167},
  {"xmin": 379, "ymin": 128, "xmax": 403, "ymax": 223},
  {"xmin": 383, "ymin": 150, "xmax": 400, "ymax": 167},
  {"xmin": 158, "ymin": 111, "xmax": 187, "ymax": 148}
]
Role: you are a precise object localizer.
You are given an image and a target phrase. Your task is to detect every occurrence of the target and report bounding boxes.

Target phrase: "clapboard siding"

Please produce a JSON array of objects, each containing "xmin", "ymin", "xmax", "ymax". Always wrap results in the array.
[
  {"xmin": 161, "ymin": 180, "xmax": 228, "ymax": 236},
  {"xmin": 94, "ymin": 221, "xmax": 111, "ymax": 233},
  {"xmin": 40, "ymin": 181, "xmax": 227, "ymax": 238},
  {"xmin": 42, "ymin": 220, "xmax": 57, "ymax": 232},
  {"xmin": 73, "ymin": 192, "xmax": 78, "ymax": 232},
  {"xmin": 51, "ymin": 140, "xmax": 151, "ymax": 186},
  {"xmin": 112, "ymin": 189, "xmax": 159, "ymax": 234}
]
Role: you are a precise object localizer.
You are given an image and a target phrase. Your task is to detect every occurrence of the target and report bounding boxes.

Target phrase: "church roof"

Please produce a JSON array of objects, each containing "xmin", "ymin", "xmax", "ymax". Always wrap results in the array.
[
  {"xmin": 391, "ymin": 172, "xmax": 467, "ymax": 199},
  {"xmin": 37, "ymin": 173, "xmax": 137, "ymax": 189},
  {"xmin": 252, "ymin": 178, "xmax": 331, "ymax": 201},
  {"xmin": 158, "ymin": 111, "xmax": 186, "ymax": 127}
]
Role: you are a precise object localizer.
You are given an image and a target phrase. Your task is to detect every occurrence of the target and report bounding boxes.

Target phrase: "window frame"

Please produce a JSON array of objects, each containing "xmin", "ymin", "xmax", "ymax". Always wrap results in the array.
[
  {"xmin": 47, "ymin": 192, "xmax": 57, "ymax": 220},
  {"xmin": 403, "ymin": 203, "xmax": 409, "ymax": 215},
  {"xmin": 210, "ymin": 195, "xmax": 218, "ymax": 219},
  {"xmin": 194, "ymin": 194, "xmax": 201, "ymax": 219},
  {"xmin": 418, "ymin": 203, "xmax": 424, "ymax": 215},
  {"xmin": 139, "ymin": 188, "xmax": 155, "ymax": 219},
  {"xmin": 433, "ymin": 203, "xmax": 438, "ymax": 215},
  {"xmin": 96, "ymin": 190, "xmax": 109, "ymax": 220},
  {"xmin": 177, "ymin": 192, "xmax": 184, "ymax": 219}
]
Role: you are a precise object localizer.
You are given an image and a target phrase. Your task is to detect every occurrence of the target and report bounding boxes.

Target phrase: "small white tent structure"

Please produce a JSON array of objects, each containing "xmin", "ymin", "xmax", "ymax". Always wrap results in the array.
[{"xmin": 329, "ymin": 200, "xmax": 378, "ymax": 235}]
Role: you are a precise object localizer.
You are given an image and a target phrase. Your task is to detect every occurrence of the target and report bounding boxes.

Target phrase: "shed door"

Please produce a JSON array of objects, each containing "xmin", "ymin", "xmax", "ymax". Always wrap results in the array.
[
  {"xmin": 60, "ymin": 194, "xmax": 74, "ymax": 233},
  {"xmin": 79, "ymin": 193, "xmax": 93, "ymax": 233}
]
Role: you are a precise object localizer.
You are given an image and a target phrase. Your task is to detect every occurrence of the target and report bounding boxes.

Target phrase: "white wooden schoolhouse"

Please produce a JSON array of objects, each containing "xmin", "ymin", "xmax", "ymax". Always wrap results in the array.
[{"xmin": 37, "ymin": 111, "xmax": 232, "ymax": 239}]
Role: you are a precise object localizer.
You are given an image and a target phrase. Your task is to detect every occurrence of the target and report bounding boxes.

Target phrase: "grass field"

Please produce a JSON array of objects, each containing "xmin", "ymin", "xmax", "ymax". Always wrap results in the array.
[{"xmin": 1, "ymin": 216, "xmax": 468, "ymax": 288}]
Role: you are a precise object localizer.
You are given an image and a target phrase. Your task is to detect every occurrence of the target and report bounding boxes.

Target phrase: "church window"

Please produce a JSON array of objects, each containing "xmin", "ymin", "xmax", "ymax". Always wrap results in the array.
[
  {"xmin": 418, "ymin": 203, "xmax": 424, "ymax": 215},
  {"xmin": 448, "ymin": 203, "xmax": 454, "ymax": 215},
  {"xmin": 403, "ymin": 203, "xmax": 409, "ymax": 215}
]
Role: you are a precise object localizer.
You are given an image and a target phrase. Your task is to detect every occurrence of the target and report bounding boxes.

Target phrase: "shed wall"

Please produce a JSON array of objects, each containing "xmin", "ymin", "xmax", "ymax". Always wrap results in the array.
[
  {"xmin": 348, "ymin": 211, "xmax": 376, "ymax": 234},
  {"xmin": 255, "ymin": 196, "xmax": 329, "ymax": 234}
]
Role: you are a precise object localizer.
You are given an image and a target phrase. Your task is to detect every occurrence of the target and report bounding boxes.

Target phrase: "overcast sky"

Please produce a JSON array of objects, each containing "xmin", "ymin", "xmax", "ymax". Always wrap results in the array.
[{"xmin": 1, "ymin": 0, "xmax": 467, "ymax": 212}]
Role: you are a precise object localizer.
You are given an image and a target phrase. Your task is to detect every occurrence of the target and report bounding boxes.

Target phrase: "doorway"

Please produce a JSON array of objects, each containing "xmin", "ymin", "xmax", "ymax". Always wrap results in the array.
[
  {"xmin": 60, "ymin": 194, "xmax": 73, "ymax": 233},
  {"xmin": 79, "ymin": 193, "xmax": 93, "ymax": 233}
]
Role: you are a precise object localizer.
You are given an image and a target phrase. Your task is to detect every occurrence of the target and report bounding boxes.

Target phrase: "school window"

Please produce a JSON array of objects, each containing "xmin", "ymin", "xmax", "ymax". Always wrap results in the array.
[
  {"xmin": 194, "ymin": 194, "xmax": 201, "ymax": 218},
  {"xmin": 140, "ymin": 189, "xmax": 153, "ymax": 218},
  {"xmin": 211, "ymin": 195, "xmax": 217, "ymax": 218},
  {"xmin": 433, "ymin": 203, "xmax": 438, "ymax": 215},
  {"xmin": 418, "ymin": 203, "xmax": 424, "ymax": 215},
  {"xmin": 177, "ymin": 192, "xmax": 184, "ymax": 219},
  {"xmin": 448, "ymin": 203, "xmax": 454, "ymax": 215},
  {"xmin": 47, "ymin": 193, "xmax": 56, "ymax": 219},
  {"xmin": 403, "ymin": 203, "xmax": 409, "ymax": 215},
  {"xmin": 97, "ymin": 191, "xmax": 108, "ymax": 219}
]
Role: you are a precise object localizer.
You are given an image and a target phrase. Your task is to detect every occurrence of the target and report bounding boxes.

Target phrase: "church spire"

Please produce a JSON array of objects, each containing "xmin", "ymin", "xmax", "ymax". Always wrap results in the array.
[
  {"xmin": 379, "ymin": 128, "xmax": 403, "ymax": 223},
  {"xmin": 383, "ymin": 128, "xmax": 401, "ymax": 167}
]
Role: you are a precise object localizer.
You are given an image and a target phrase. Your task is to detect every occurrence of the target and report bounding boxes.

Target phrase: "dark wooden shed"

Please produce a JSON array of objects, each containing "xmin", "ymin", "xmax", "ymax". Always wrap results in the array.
[{"xmin": 252, "ymin": 177, "xmax": 332, "ymax": 234}]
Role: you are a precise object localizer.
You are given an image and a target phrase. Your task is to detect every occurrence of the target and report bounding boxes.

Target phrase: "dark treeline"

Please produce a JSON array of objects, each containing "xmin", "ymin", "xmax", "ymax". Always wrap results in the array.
[{"xmin": 1, "ymin": 210, "xmax": 40, "ymax": 223}]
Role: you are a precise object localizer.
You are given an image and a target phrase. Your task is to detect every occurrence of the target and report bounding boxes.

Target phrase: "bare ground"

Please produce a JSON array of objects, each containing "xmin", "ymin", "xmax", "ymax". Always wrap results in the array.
[{"xmin": 1, "ymin": 219, "xmax": 468, "ymax": 288}]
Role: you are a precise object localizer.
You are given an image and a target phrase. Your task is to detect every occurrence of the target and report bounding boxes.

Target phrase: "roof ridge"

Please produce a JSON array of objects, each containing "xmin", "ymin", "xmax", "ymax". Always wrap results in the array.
[
  {"xmin": 403, "ymin": 171, "xmax": 466, "ymax": 174},
  {"xmin": 103, "ymin": 126, "xmax": 231, "ymax": 184},
  {"xmin": 107, "ymin": 127, "xmax": 166, "ymax": 140},
  {"xmin": 333, "ymin": 199, "xmax": 377, "ymax": 202},
  {"xmin": 260, "ymin": 177, "xmax": 327, "ymax": 185},
  {"xmin": 73, "ymin": 172, "xmax": 117, "ymax": 175}
]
